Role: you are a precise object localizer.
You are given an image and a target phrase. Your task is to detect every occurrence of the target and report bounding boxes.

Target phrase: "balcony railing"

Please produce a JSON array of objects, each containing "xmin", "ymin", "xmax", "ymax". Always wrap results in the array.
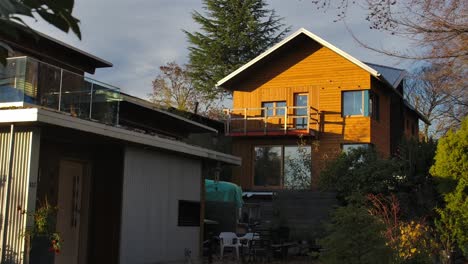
[
  {"xmin": 0, "ymin": 56, "xmax": 121, "ymax": 125},
  {"xmin": 224, "ymin": 106, "xmax": 320, "ymax": 136}
]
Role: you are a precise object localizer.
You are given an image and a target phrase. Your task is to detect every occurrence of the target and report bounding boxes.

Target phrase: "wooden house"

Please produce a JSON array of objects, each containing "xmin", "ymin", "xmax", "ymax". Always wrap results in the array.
[{"xmin": 217, "ymin": 28, "xmax": 428, "ymax": 191}]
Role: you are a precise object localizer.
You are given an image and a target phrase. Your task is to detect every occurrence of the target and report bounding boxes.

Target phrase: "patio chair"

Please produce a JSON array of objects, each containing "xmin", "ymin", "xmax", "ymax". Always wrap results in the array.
[{"xmin": 219, "ymin": 232, "xmax": 240, "ymax": 260}]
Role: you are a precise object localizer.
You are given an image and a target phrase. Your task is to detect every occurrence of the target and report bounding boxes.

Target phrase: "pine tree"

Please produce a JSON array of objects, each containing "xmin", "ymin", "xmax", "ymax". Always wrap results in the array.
[{"xmin": 184, "ymin": 0, "xmax": 289, "ymax": 100}]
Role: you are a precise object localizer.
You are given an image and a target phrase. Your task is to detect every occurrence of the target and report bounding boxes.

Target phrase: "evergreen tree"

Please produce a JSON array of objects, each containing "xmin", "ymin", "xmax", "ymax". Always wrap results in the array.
[
  {"xmin": 431, "ymin": 118, "xmax": 468, "ymax": 258},
  {"xmin": 184, "ymin": 0, "xmax": 289, "ymax": 99}
]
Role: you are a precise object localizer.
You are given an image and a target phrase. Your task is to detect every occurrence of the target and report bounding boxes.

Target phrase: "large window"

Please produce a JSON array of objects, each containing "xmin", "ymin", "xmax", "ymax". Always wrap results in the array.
[
  {"xmin": 342, "ymin": 90, "xmax": 369, "ymax": 116},
  {"xmin": 254, "ymin": 145, "xmax": 311, "ymax": 189},
  {"xmin": 254, "ymin": 146, "xmax": 282, "ymax": 186},
  {"xmin": 262, "ymin": 101, "xmax": 286, "ymax": 116},
  {"xmin": 284, "ymin": 145, "xmax": 312, "ymax": 189}
]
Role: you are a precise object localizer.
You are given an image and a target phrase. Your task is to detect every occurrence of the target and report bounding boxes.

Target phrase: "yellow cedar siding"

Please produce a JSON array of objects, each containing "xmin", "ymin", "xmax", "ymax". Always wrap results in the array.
[{"xmin": 229, "ymin": 42, "xmax": 377, "ymax": 190}]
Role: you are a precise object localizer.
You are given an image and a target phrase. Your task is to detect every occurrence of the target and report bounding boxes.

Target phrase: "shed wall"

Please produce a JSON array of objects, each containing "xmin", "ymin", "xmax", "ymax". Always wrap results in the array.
[
  {"xmin": 0, "ymin": 126, "xmax": 40, "ymax": 264},
  {"xmin": 120, "ymin": 146, "xmax": 201, "ymax": 263}
]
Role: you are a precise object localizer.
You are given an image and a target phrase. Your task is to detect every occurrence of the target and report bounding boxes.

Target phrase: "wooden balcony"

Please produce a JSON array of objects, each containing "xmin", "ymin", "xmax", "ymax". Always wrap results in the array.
[{"xmin": 224, "ymin": 106, "xmax": 320, "ymax": 136}]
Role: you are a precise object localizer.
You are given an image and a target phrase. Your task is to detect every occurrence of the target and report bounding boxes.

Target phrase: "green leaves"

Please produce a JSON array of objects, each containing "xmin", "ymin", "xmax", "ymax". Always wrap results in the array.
[
  {"xmin": 430, "ymin": 118, "xmax": 468, "ymax": 188},
  {"xmin": 431, "ymin": 117, "xmax": 468, "ymax": 258},
  {"xmin": 0, "ymin": 0, "xmax": 81, "ymax": 65},
  {"xmin": 319, "ymin": 200, "xmax": 393, "ymax": 264},
  {"xmin": 319, "ymin": 147, "xmax": 401, "ymax": 200}
]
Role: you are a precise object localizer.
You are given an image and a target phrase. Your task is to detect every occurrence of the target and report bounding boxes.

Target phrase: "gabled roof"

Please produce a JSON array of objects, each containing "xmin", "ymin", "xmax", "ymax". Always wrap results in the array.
[
  {"xmin": 216, "ymin": 27, "xmax": 430, "ymax": 124},
  {"xmin": 216, "ymin": 28, "xmax": 401, "ymax": 89}
]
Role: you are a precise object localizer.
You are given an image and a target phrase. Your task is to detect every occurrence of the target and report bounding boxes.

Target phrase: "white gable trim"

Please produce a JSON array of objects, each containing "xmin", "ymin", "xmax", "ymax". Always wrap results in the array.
[{"xmin": 216, "ymin": 28, "xmax": 381, "ymax": 88}]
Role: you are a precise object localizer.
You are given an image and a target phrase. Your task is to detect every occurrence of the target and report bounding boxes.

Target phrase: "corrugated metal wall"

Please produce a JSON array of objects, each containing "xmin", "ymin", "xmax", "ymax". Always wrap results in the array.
[
  {"xmin": 120, "ymin": 146, "xmax": 201, "ymax": 264},
  {"xmin": 0, "ymin": 126, "xmax": 40, "ymax": 264}
]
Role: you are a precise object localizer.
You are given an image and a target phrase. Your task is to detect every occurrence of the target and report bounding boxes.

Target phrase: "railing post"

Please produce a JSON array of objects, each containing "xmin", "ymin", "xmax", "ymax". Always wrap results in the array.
[
  {"xmin": 316, "ymin": 110, "xmax": 319, "ymax": 132},
  {"xmin": 284, "ymin": 106, "xmax": 287, "ymax": 134},
  {"xmin": 264, "ymin": 107, "xmax": 267, "ymax": 135},
  {"xmin": 89, "ymin": 82, "xmax": 94, "ymax": 119},
  {"xmin": 244, "ymin": 108, "xmax": 247, "ymax": 135},
  {"xmin": 226, "ymin": 110, "xmax": 231, "ymax": 135},
  {"xmin": 307, "ymin": 106, "xmax": 310, "ymax": 134},
  {"xmin": 58, "ymin": 69, "xmax": 63, "ymax": 111}
]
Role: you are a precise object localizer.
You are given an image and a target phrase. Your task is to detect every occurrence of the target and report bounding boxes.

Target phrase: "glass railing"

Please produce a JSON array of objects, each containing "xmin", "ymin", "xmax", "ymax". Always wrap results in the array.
[{"xmin": 0, "ymin": 56, "xmax": 121, "ymax": 125}]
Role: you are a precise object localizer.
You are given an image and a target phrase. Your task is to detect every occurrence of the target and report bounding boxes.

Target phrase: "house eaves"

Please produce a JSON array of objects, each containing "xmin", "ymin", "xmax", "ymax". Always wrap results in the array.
[
  {"xmin": 216, "ymin": 28, "xmax": 382, "ymax": 88},
  {"xmin": 404, "ymin": 100, "xmax": 431, "ymax": 125},
  {"xmin": 0, "ymin": 108, "xmax": 241, "ymax": 166}
]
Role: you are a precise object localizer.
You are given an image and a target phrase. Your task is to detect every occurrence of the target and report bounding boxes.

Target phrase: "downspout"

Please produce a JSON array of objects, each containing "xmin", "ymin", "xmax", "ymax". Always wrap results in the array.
[{"xmin": 1, "ymin": 124, "xmax": 15, "ymax": 261}]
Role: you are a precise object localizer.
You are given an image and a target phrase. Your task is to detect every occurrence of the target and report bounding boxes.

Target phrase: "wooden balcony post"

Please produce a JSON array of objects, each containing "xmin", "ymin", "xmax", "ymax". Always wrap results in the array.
[
  {"xmin": 226, "ymin": 109, "xmax": 231, "ymax": 135},
  {"xmin": 264, "ymin": 107, "xmax": 267, "ymax": 135},
  {"xmin": 58, "ymin": 68, "xmax": 63, "ymax": 111},
  {"xmin": 284, "ymin": 106, "xmax": 287, "ymax": 134},
  {"xmin": 307, "ymin": 106, "xmax": 310, "ymax": 134}
]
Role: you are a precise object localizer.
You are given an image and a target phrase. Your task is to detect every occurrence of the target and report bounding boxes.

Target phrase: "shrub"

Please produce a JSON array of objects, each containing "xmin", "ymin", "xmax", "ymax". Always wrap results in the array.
[
  {"xmin": 431, "ymin": 118, "xmax": 468, "ymax": 258},
  {"xmin": 319, "ymin": 147, "xmax": 400, "ymax": 202},
  {"xmin": 319, "ymin": 197, "xmax": 393, "ymax": 264}
]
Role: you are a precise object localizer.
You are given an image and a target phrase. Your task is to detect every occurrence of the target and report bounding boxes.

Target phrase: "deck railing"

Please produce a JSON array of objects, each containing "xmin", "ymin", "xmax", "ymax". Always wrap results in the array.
[
  {"xmin": 224, "ymin": 106, "xmax": 320, "ymax": 135},
  {"xmin": 0, "ymin": 56, "xmax": 122, "ymax": 126}
]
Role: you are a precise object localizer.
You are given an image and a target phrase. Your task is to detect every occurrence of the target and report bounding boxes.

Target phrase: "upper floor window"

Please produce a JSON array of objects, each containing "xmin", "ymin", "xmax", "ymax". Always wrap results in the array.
[
  {"xmin": 294, "ymin": 93, "xmax": 308, "ymax": 129},
  {"xmin": 262, "ymin": 101, "xmax": 286, "ymax": 116},
  {"xmin": 342, "ymin": 90, "xmax": 369, "ymax": 117}
]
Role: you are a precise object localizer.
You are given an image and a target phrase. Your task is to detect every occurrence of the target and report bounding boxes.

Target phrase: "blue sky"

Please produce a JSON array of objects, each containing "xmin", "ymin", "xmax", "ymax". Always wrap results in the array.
[{"xmin": 24, "ymin": 0, "xmax": 414, "ymax": 101}]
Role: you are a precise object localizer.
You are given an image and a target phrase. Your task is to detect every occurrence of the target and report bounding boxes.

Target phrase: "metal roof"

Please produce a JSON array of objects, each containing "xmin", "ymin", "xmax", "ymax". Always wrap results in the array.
[{"xmin": 365, "ymin": 62, "xmax": 406, "ymax": 88}]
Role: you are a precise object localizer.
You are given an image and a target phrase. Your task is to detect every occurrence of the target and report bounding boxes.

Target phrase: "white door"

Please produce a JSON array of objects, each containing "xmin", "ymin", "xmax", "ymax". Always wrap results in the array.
[{"xmin": 55, "ymin": 160, "xmax": 89, "ymax": 264}]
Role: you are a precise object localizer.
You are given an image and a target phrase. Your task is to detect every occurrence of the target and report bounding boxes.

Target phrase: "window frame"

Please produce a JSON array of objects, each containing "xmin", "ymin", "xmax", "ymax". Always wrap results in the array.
[
  {"xmin": 341, "ymin": 143, "xmax": 372, "ymax": 153},
  {"xmin": 261, "ymin": 101, "xmax": 286, "ymax": 117},
  {"xmin": 253, "ymin": 144, "xmax": 312, "ymax": 189},
  {"xmin": 342, "ymin": 90, "xmax": 370, "ymax": 117},
  {"xmin": 294, "ymin": 93, "xmax": 309, "ymax": 129}
]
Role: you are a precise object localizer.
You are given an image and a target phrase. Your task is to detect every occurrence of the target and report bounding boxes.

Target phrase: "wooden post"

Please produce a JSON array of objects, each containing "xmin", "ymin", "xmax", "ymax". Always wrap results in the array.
[
  {"xmin": 226, "ymin": 110, "xmax": 231, "ymax": 135},
  {"xmin": 284, "ymin": 106, "xmax": 287, "ymax": 134}
]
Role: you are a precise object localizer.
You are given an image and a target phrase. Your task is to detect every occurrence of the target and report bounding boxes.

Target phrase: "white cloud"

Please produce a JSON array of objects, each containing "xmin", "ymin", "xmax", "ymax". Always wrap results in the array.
[{"xmin": 23, "ymin": 0, "xmax": 417, "ymax": 99}]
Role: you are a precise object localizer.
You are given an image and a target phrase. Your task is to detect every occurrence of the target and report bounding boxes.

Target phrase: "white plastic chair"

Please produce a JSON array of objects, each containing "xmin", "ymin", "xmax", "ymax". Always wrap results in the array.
[{"xmin": 219, "ymin": 232, "xmax": 240, "ymax": 259}]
